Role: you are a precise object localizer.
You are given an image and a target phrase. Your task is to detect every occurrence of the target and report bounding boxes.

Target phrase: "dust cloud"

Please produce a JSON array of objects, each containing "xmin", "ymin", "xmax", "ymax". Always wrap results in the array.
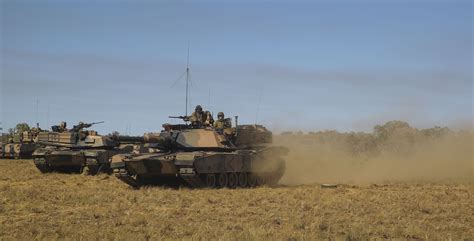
[{"xmin": 275, "ymin": 121, "xmax": 473, "ymax": 185}]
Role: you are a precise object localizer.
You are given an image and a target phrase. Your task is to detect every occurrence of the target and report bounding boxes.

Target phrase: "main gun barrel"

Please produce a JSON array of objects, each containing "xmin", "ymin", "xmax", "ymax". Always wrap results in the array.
[
  {"xmin": 112, "ymin": 134, "xmax": 164, "ymax": 144},
  {"xmin": 112, "ymin": 135, "xmax": 146, "ymax": 143}
]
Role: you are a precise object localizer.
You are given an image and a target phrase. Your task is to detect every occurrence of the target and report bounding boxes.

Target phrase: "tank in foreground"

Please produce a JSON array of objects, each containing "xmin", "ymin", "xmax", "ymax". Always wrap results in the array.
[{"xmin": 111, "ymin": 119, "xmax": 288, "ymax": 188}]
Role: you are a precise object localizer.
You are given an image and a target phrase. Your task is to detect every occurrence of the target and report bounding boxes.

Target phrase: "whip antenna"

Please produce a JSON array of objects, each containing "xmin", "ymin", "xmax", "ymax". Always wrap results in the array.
[
  {"xmin": 35, "ymin": 99, "xmax": 39, "ymax": 128},
  {"xmin": 185, "ymin": 43, "xmax": 190, "ymax": 116},
  {"xmin": 255, "ymin": 87, "xmax": 263, "ymax": 125}
]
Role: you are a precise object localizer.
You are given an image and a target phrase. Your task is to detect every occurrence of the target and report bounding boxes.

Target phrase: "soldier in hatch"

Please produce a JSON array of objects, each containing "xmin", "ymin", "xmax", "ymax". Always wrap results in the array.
[
  {"xmin": 188, "ymin": 105, "xmax": 204, "ymax": 124},
  {"xmin": 213, "ymin": 112, "xmax": 231, "ymax": 129},
  {"xmin": 203, "ymin": 111, "xmax": 214, "ymax": 127},
  {"xmin": 58, "ymin": 121, "xmax": 68, "ymax": 132},
  {"xmin": 72, "ymin": 121, "xmax": 93, "ymax": 132},
  {"xmin": 187, "ymin": 105, "xmax": 213, "ymax": 127}
]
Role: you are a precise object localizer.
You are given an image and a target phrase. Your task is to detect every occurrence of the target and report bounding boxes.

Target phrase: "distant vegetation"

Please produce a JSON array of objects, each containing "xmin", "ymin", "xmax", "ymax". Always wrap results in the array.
[
  {"xmin": 1, "ymin": 123, "xmax": 31, "ymax": 143},
  {"xmin": 277, "ymin": 120, "xmax": 467, "ymax": 159},
  {"xmin": 275, "ymin": 120, "xmax": 472, "ymax": 184}
]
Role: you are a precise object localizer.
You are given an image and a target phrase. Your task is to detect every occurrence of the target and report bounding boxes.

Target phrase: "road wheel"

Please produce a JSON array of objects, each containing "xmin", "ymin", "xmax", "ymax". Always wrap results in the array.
[
  {"xmin": 238, "ymin": 172, "xmax": 248, "ymax": 188},
  {"xmin": 34, "ymin": 158, "xmax": 51, "ymax": 173},
  {"xmin": 81, "ymin": 166, "xmax": 90, "ymax": 175},
  {"xmin": 248, "ymin": 173, "xmax": 257, "ymax": 187},
  {"xmin": 256, "ymin": 175, "xmax": 265, "ymax": 186},
  {"xmin": 14, "ymin": 145, "xmax": 21, "ymax": 159},
  {"xmin": 227, "ymin": 173, "xmax": 238, "ymax": 188},
  {"xmin": 90, "ymin": 166, "xmax": 100, "ymax": 175},
  {"xmin": 217, "ymin": 173, "xmax": 228, "ymax": 188},
  {"xmin": 205, "ymin": 174, "xmax": 217, "ymax": 188}
]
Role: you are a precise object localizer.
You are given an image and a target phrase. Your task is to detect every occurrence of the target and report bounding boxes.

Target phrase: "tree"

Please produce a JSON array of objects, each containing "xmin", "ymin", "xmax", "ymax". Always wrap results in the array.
[{"xmin": 15, "ymin": 123, "xmax": 30, "ymax": 133}]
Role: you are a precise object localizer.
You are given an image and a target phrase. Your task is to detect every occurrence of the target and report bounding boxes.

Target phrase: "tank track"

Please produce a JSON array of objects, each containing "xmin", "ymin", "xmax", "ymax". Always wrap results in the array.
[
  {"xmin": 113, "ymin": 166, "xmax": 284, "ymax": 189},
  {"xmin": 33, "ymin": 157, "xmax": 51, "ymax": 173},
  {"xmin": 82, "ymin": 158, "xmax": 100, "ymax": 175},
  {"xmin": 114, "ymin": 168, "xmax": 140, "ymax": 188},
  {"xmin": 197, "ymin": 172, "xmax": 278, "ymax": 188},
  {"xmin": 16, "ymin": 152, "xmax": 33, "ymax": 160},
  {"xmin": 180, "ymin": 173, "xmax": 204, "ymax": 188},
  {"xmin": 113, "ymin": 170, "xmax": 280, "ymax": 189}
]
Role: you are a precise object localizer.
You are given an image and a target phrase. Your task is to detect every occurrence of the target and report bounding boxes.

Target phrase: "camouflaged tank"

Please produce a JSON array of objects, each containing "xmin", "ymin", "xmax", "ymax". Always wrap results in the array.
[
  {"xmin": 111, "ymin": 118, "xmax": 288, "ymax": 188},
  {"xmin": 32, "ymin": 122, "xmax": 140, "ymax": 175},
  {"xmin": 2, "ymin": 129, "xmax": 40, "ymax": 159}
]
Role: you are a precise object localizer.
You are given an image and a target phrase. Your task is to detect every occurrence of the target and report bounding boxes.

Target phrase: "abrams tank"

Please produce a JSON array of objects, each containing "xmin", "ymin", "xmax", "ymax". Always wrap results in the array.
[
  {"xmin": 2, "ymin": 129, "xmax": 41, "ymax": 159},
  {"xmin": 32, "ymin": 122, "xmax": 139, "ymax": 175},
  {"xmin": 111, "ymin": 118, "xmax": 288, "ymax": 188}
]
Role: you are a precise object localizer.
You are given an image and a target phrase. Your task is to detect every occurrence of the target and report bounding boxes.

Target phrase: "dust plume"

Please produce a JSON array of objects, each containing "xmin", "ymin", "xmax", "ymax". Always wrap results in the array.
[{"xmin": 275, "ymin": 121, "xmax": 473, "ymax": 185}]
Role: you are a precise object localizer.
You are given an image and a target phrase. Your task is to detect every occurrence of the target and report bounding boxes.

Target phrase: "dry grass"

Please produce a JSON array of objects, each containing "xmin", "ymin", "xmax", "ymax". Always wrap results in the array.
[{"xmin": 0, "ymin": 160, "xmax": 472, "ymax": 240}]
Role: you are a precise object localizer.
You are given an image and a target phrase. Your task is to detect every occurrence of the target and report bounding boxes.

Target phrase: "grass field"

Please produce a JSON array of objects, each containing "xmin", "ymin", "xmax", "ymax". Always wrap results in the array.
[{"xmin": 0, "ymin": 159, "xmax": 472, "ymax": 240}]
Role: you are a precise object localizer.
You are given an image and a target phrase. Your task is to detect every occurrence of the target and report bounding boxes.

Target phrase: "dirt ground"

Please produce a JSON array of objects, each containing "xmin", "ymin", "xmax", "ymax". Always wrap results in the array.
[{"xmin": 0, "ymin": 160, "xmax": 472, "ymax": 240}]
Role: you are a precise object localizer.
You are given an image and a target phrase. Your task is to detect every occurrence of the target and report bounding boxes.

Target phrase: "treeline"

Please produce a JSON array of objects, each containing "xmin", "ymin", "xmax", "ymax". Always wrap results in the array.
[
  {"xmin": 1, "ymin": 123, "xmax": 34, "ymax": 143},
  {"xmin": 277, "ymin": 120, "xmax": 471, "ymax": 159}
]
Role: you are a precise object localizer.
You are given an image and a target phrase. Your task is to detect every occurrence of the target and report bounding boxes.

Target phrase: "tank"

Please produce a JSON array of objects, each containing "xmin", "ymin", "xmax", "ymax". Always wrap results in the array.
[
  {"xmin": 2, "ymin": 129, "xmax": 40, "ymax": 159},
  {"xmin": 32, "ymin": 122, "xmax": 141, "ymax": 175},
  {"xmin": 111, "ymin": 119, "xmax": 288, "ymax": 188}
]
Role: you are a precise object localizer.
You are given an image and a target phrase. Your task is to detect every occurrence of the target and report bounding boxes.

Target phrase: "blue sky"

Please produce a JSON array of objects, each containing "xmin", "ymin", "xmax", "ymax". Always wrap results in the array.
[{"xmin": 1, "ymin": 0, "xmax": 472, "ymax": 134}]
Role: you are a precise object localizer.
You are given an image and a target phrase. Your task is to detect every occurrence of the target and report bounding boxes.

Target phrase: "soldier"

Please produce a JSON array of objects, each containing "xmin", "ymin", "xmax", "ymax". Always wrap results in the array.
[
  {"xmin": 203, "ymin": 111, "xmax": 214, "ymax": 127},
  {"xmin": 71, "ymin": 121, "xmax": 103, "ymax": 132},
  {"xmin": 58, "ymin": 121, "xmax": 68, "ymax": 132},
  {"xmin": 72, "ymin": 121, "xmax": 90, "ymax": 132},
  {"xmin": 184, "ymin": 105, "xmax": 214, "ymax": 128},
  {"xmin": 213, "ymin": 112, "xmax": 231, "ymax": 129},
  {"xmin": 189, "ymin": 105, "xmax": 205, "ymax": 124}
]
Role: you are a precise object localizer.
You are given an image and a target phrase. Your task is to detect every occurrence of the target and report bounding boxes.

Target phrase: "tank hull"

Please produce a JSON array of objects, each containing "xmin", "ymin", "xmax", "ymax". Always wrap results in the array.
[
  {"xmin": 111, "ymin": 148, "xmax": 286, "ymax": 188},
  {"xmin": 32, "ymin": 148, "xmax": 129, "ymax": 175},
  {"xmin": 2, "ymin": 143, "xmax": 36, "ymax": 159}
]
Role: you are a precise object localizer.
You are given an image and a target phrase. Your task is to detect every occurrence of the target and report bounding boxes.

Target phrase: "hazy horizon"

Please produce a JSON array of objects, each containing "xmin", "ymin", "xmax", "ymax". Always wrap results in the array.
[{"xmin": 1, "ymin": 0, "xmax": 472, "ymax": 135}]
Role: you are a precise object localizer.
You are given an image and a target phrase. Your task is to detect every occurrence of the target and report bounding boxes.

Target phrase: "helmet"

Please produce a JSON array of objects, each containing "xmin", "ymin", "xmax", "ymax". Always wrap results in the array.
[
  {"xmin": 218, "ymin": 112, "xmax": 224, "ymax": 118},
  {"xmin": 195, "ymin": 105, "xmax": 203, "ymax": 112},
  {"xmin": 60, "ymin": 121, "xmax": 67, "ymax": 128}
]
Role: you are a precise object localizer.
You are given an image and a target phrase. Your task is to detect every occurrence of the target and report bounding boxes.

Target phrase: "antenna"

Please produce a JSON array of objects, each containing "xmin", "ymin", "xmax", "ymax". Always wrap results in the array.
[
  {"xmin": 185, "ymin": 43, "xmax": 190, "ymax": 116},
  {"xmin": 47, "ymin": 104, "xmax": 50, "ymax": 128},
  {"xmin": 208, "ymin": 88, "xmax": 211, "ymax": 108},
  {"xmin": 124, "ymin": 122, "xmax": 129, "ymax": 135},
  {"xmin": 35, "ymin": 99, "xmax": 39, "ymax": 128},
  {"xmin": 169, "ymin": 43, "xmax": 193, "ymax": 119},
  {"xmin": 255, "ymin": 87, "xmax": 263, "ymax": 125}
]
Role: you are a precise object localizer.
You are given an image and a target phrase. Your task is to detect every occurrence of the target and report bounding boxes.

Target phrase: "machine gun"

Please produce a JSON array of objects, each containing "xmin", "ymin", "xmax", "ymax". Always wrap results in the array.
[
  {"xmin": 169, "ymin": 115, "xmax": 208, "ymax": 129},
  {"xmin": 71, "ymin": 121, "xmax": 105, "ymax": 132},
  {"xmin": 168, "ymin": 116, "xmax": 190, "ymax": 122}
]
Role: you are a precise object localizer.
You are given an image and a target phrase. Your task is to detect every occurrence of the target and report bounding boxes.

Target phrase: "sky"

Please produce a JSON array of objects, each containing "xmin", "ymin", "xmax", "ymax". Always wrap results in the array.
[{"xmin": 1, "ymin": 0, "xmax": 472, "ymax": 134}]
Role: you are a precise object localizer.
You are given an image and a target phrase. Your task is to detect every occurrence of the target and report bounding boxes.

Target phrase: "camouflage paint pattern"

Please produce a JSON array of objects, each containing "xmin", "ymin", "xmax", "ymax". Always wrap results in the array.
[
  {"xmin": 33, "ymin": 125, "xmax": 141, "ymax": 175},
  {"xmin": 111, "ymin": 123, "xmax": 288, "ymax": 188}
]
